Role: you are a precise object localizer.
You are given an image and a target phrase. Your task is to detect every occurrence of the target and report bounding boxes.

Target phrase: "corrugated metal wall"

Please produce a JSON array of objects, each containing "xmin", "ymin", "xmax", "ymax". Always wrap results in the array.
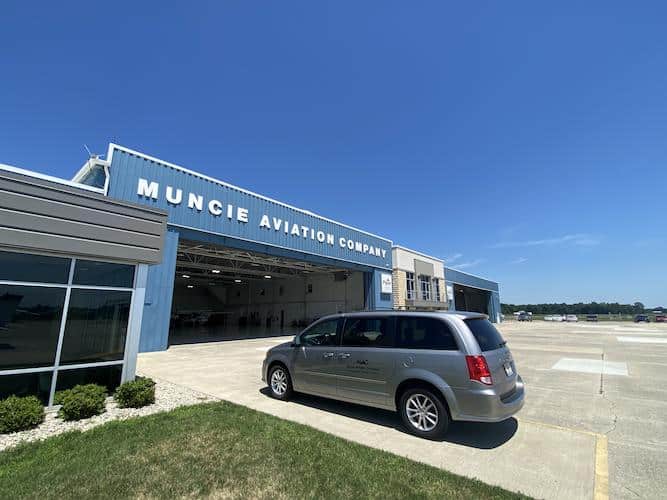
[
  {"xmin": 139, "ymin": 230, "xmax": 179, "ymax": 352},
  {"xmin": 102, "ymin": 145, "xmax": 396, "ymax": 351},
  {"xmin": 444, "ymin": 267, "xmax": 501, "ymax": 323},
  {"xmin": 444, "ymin": 267, "xmax": 499, "ymax": 292},
  {"xmin": 106, "ymin": 147, "xmax": 392, "ymax": 270}
]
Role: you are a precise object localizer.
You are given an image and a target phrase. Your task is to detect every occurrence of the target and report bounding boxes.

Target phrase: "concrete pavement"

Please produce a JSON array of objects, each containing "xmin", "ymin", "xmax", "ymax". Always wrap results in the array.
[
  {"xmin": 138, "ymin": 320, "xmax": 667, "ymax": 499},
  {"xmin": 139, "ymin": 325, "xmax": 632, "ymax": 499}
]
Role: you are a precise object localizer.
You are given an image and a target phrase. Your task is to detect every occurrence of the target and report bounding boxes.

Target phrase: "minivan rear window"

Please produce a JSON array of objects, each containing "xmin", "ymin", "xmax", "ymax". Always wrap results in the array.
[{"xmin": 465, "ymin": 319, "xmax": 506, "ymax": 351}]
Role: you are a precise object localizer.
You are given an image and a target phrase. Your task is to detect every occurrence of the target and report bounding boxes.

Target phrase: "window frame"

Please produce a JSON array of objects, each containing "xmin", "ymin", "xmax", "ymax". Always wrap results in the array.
[
  {"xmin": 0, "ymin": 254, "xmax": 139, "ymax": 406},
  {"xmin": 341, "ymin": 316, "xmax": 393, "ymax": 348},
  {"xmin": 406, "ymin": 272, "xmax": 415, "ymax": 300},
  {"xmin": 419, "ymin": 275, "xmax": 432, "ymax": 301},
  {"xmin": 297, "ymin": 318, "xmax": 342, "ymax": 347},
  {"xmin": 394, "ymin": 316, "xmax": 460, "ymax": 351}
]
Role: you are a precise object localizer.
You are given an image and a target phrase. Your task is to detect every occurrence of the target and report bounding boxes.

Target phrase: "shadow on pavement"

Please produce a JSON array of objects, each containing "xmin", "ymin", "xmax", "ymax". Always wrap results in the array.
[{"xmin": 259, "ymin": 387, "xmax": 517, "ymax": 449}]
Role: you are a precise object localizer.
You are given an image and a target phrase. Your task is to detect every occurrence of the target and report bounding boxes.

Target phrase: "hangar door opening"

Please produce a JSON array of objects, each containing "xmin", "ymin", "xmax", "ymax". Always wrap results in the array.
[
  {"xmin": 169, "ymin": 240, "xmax": 365, "ymax": 344},
  {"xmin": 453, "ymin": 284, "xmax": 490, "ymax": 315}
]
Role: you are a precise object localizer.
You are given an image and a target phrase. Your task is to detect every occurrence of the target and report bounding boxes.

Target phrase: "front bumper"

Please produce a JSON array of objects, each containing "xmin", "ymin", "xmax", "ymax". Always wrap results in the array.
[
  {"xmin": 452, "ymin": 375, "xmax": 525, "ymax": 423},
  {"xmin": 261, "ymin": 358, "xmax": 268, "ymax": 383}
]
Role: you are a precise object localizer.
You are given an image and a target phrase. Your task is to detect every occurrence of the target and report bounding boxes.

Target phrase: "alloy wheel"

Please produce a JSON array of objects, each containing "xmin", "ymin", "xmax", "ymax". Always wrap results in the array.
[
  {"xmin": 405, "ymin": 393, "xmax": 439, "ymax": 431},
  {"xmin": 270, "ymin": 368, "xmax": 288, "ymax": 396}
]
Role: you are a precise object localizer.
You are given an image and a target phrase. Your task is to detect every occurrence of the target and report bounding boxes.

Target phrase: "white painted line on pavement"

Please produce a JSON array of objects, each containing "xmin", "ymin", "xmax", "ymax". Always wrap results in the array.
[
  {"xmin": 617, "ymin": 336, "xmax": 667, "ymax": 344},
  {"xmin": 614, "ymin": 327, "xmax": 658, "ymax": 333},
  {"xmin": 552, "ymin": 358, "xmax": 628, "ymax": 376},
  {"xmin": 606, "ymin": 331, "xmax": 666, "ymax": 336}
]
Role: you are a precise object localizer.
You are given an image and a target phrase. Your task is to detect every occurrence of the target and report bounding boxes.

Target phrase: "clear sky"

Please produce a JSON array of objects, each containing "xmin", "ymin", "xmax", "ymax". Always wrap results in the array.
[{"xmin": 1, "ymin": 1, "xmax": 665, "ymax": 306}]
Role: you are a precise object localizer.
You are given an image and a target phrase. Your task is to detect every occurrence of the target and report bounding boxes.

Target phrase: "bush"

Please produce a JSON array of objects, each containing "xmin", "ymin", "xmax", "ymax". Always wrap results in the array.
[
  {"xmin": 55, "ymin": 384, "xmax": 107, "ymax": 421},
  {"xmin": 114, "ymin": 377, "xmax": 156, "ymax": 408},
  {"xmin": 0, "ymin": 395, "xmax": 45, "ymax": 434}
]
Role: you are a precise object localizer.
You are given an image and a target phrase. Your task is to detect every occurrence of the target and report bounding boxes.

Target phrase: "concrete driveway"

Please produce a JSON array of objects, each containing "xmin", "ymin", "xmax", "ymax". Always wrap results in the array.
[{"xmin": 138, "ymin": 332, "xmax": 602, "ymax": 500}]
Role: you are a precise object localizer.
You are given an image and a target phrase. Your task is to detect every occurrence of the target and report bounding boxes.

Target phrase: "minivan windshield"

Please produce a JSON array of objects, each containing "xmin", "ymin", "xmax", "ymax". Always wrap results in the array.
[{"xmin": 465, "ymin": 318, "xmax": 507, "ymax": 351}]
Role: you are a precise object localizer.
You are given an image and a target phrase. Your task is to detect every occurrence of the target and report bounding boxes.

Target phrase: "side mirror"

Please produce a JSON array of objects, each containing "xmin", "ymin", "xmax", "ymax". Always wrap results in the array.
[{"xmin": 291, "ymin": 336, "xmax": 300, "ymax": 348}]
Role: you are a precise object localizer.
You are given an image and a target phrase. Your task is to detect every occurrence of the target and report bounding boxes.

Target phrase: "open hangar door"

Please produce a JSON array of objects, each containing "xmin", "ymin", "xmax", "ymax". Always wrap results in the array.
[
  {"xmin": 169, "ymin": 240, "xmax": 365, "ymax": 344},
  {"xmin": 453, "ymin": 284, "xmax": 490, "ymax": 315}
]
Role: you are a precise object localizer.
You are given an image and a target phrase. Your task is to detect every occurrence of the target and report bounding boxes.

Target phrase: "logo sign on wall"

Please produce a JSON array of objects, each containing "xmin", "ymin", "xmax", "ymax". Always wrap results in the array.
[
  {"xmin": 381, "ymin": 273, "xmax": 393, "ymax": 294},
  {"xmin": 134, "ymin": 177, "xmax": 389, "ymax": 262}
]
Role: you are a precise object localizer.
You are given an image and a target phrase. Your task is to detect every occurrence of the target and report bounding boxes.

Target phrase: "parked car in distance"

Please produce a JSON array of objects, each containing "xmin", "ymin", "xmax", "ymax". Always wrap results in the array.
[
  {"xmin": 634, "ymin": 314, "xmax": 650, "ymax": 323},
  {"xmin": 656, "ymin": 314, "xmax": 666, "ymax": 323},
  {"xmin": 586, "ymin": 314, "xmax": 599, "ymax": 322},
  {"xmin": 546, "ymin": 314, "xmax": 564, "ymax": 322},
  {"xmin": 566, "ymin": 314, "xmax": 579, "ymax": 322},
  {"xmin": 262, "ymin": 311, "xmax": 525, "ymax": 440},
  {"xmin": 517, "ymin": 312, "xmax": 532, "ymax": 322}
]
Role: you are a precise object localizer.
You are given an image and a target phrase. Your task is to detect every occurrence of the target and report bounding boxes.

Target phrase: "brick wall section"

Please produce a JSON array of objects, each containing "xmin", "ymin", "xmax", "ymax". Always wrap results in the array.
[
  {"xmin": 392, "ymin": 269, "xmax": 406, "ymax": 310},
  {"xmin": 436, "ymin": 278, "xmax": 448, "ymax": 309}
]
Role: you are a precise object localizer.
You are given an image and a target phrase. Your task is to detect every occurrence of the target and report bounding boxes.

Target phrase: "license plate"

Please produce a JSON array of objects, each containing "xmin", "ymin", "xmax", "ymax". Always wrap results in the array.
[{"xmin": 504, "ymin": 362, "xmax": 513, "ymax": 376}]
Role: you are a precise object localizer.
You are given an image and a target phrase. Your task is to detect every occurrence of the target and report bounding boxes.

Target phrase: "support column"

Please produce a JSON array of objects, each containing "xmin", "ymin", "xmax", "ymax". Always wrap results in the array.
[
  {"xmin": 122, "ymin": 263, "xmax": 149, "ymax": 381},
  {"xmin": 366, "ymin": 269, "xmax": 392, "ymax": 311},
  {"xmin": 139, "ymin": 229, "xmax": 179, "ymax": 352}
]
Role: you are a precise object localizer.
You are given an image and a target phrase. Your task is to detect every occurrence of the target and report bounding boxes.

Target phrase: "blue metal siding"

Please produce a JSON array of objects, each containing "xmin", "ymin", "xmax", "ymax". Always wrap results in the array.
[
  {"xmin": 106, "ymin": 148, "xmax": 391, "ymax": 270},
  {"xmin": 444, "ymin": 267, "xmax": 501, "ymax": 323},
  {"xmin": 363, "ymin": 269, "xmax": 392, "ymax": 311},
  {"xmin": 488, "ymin": 291, "xmax": 501, "ymax": 323},
  {"xmin": 444, "ymin": 267, "xmax": 499, "ymax": 292},
  {"xmin": 139, "ymin": 229, "xmax": 179, "ymax": 352}
]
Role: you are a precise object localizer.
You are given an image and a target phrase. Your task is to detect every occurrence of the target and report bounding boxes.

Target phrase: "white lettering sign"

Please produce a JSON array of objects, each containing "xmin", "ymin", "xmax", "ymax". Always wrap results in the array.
[{"xmin": 136, "ymin": 177, "xmax": 388, "ymax": 261}]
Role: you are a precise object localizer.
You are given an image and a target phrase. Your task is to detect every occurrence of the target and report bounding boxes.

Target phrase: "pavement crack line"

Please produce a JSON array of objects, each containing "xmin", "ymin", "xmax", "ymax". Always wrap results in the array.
[
  {"xmin": 599, "ymin": 352, "xmax": 604, "ymax": 395},
  {"xmin": 598, "ymin": 352, "xmax": 619, "ymax": 437}
]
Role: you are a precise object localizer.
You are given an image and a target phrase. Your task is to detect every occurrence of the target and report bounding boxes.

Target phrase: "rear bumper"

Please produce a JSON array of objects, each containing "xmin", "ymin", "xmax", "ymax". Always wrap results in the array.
[{"xmin": 452, "ymin": 375, "xmax": 525, "ymax": 423}]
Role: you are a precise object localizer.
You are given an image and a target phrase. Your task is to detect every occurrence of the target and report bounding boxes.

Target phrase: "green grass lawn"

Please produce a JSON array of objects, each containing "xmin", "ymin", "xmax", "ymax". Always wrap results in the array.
[{"xmin": 0, "ymin": 402, "xmax": 528, "ymax": 499}]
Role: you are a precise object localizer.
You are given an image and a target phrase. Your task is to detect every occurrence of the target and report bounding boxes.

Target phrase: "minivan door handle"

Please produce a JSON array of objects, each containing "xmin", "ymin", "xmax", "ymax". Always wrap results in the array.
[
  {"xmin": 323, "ymin": 352, "xmax": 334, "ymax": 359},
  {"xmin": 337, "ymin": 353, "xmax": 351, "ymax": 359}
]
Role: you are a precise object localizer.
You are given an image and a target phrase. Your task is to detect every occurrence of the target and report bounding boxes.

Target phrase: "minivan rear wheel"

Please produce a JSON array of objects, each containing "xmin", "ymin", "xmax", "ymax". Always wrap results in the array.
[
  {"xmin": 268, "ymin": 364, "xmax": 293, "ymax": 401},
  {"xmin": 399, "ymin": 388, "xmax": 449, "ymax": 439}
]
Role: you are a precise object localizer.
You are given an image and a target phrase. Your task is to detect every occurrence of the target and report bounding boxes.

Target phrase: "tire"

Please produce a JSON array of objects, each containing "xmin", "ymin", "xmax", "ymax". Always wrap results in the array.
[
  {"xmin": 399, "ymin": 387, "xmax": 449, "ymax": 440},
  {"xmin": 267, "ymin": 364, "xmax": 293, "ymax": 401}
]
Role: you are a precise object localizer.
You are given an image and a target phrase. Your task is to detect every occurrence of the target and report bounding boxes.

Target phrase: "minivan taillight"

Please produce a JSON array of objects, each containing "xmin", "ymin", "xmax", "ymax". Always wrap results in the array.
[{"xmin": 465, "ymin": 355, "xmax": 493, "ymax": 385}]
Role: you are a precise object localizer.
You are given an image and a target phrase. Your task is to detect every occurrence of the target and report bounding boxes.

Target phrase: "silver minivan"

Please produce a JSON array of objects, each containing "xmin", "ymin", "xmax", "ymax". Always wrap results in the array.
[{"xmin": 262, "ymin": 311, "xmax": 524, "ymax": 439}]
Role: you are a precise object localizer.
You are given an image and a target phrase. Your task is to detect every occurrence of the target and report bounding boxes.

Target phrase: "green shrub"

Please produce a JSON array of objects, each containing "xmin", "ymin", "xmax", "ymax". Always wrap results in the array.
[
  {"xmin": 114, "ymin": 377, "xmax": 156, "ymax": 408},
  {"xmin": 0, "ymin": 395, "xmax": 45, "ymax": 434},
  {"xmin": 55, "ymin": 384, "xmax": 107, "ymax": 421}
]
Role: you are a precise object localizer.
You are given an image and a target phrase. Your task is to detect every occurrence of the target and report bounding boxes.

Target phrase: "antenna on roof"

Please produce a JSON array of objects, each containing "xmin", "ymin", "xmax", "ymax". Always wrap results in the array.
[{"xmin": 83, "ymin": 144, "xmax": 97, "ymax": 159}]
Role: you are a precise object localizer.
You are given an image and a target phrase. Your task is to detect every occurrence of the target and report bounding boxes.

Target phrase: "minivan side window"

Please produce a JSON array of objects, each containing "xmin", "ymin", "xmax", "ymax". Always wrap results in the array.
[
  {"xmin": 465, "ymin": 319, "xmax": 506, "ymax": 351},
  {"xmin": 300, "ymin": 319, "xmax": 340, "ymax": 347},
  {"xmin": 342, "ymin": 318, "xmax": 391, "ymax": 347},
  {"xmin": 395, "ymin": 317, "xmax": 458, "ymax": 350}
]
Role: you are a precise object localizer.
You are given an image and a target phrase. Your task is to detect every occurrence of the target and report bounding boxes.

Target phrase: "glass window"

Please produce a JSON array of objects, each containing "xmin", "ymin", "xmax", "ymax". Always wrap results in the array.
[
  {"xmin": 419, "ymin": 275, "xmax": 431, "ymax": 301},
  {"xmin": 299, "ymin": 319, "xmax": 340, "ymax": 347},
  {"xmin": 434, "ymin": 279, "xmax": 441, "ymax": 302},
  {"xmin": 78, "ymin": 163, "xmax": 107, "ymax": 189},
  {"xmin": 59, "ymin": 290, "xmax": 131, "ymax": 365},
  {"xmin": 0, "ymin": 251, "xmax": 70, "ymax": 284},
  {"xmin": 73, "ymin": 260, "xmax": 135, "ymax": 288},
  {"xmin": 342, "ymin": 317, "xmax": 391, "ymax": 347},
  {"xmin": 0, "ymin": 285, "xmax": 66, "ymax": 369},
  {"xmin": 396, "ymin": 317, "xmax": 458, "ymax": 350},
  {"xmin": 55, "ymin": 364, "xmax": 122, "ymax": 393},
  {"xmin": 406, "ymin": 272, "xmax": 415, "ymax": 300},
  {"xmin": 0, "ymin": 371, "xmax": 53, "ymax": 405},
  {"xmin": 465, "ymin": 319, "xmax": 506, "ymax": 351}
]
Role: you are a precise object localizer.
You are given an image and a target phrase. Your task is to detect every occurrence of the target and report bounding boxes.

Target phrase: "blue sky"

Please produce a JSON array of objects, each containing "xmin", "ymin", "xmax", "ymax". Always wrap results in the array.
[{"xmin": 1, "ymin": 1, "xmax": 665, "ymax": 306}]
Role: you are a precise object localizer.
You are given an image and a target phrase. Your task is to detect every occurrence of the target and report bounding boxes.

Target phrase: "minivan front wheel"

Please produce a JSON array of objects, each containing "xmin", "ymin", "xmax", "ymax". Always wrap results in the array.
[
  {"xmin": 399, "ymin": 388, "xmax": 449, "ymax": 439},
  {"xmin": 268, "ymin": 364, "xmax": 293, "ymax": 401}
]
